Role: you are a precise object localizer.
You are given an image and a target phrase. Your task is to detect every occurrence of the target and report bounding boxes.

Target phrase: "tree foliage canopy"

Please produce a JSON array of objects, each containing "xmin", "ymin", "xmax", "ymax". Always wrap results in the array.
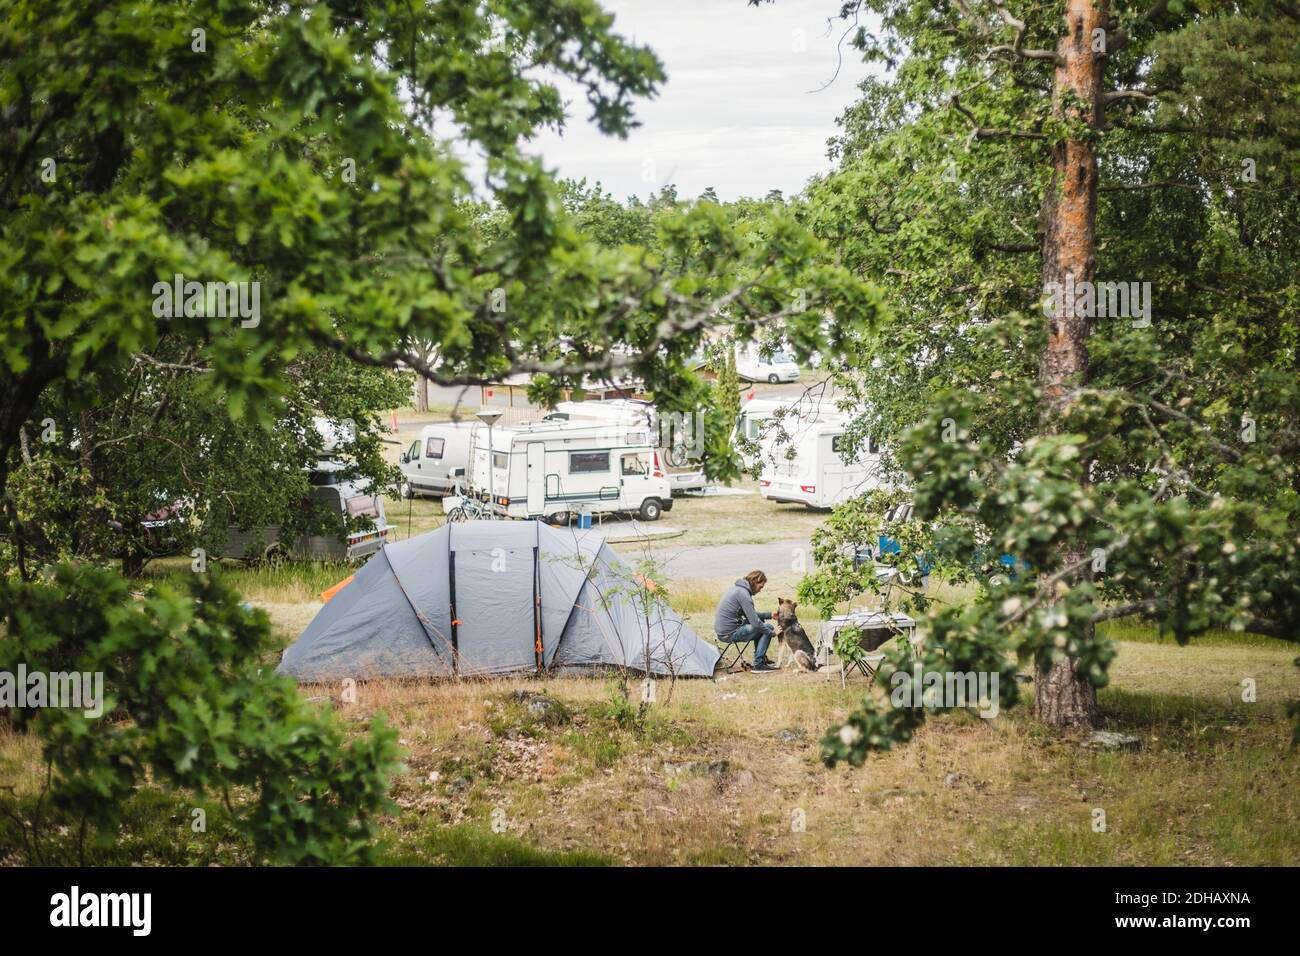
[{"xmin": 795, "ymin": 0, "xmax": 1300, "ymax": 761}]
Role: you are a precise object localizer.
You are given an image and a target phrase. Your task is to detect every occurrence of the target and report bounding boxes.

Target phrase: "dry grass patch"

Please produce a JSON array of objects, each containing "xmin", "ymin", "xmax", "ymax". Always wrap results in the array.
[
  {"xmin": 319, "ymin": 635, "xmax": 1300, "ymax": 866},
  {"xmin": 4, "ymin": 574, "xmax": 1296, "ymax": 866}
]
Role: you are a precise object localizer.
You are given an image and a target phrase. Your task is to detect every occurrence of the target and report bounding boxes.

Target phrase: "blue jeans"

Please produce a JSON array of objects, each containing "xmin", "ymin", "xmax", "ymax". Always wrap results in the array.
[{"xmin": 721, "ymin": 622, "xmax": 774, "ymax": 663}]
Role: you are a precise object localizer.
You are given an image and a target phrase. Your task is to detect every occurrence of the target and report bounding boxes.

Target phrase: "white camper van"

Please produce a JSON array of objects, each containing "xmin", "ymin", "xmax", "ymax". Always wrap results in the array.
[
  {"xmin": 735, "ymin": 344, "xmax": 801, "ymax": 384},
  {"xmin": 547, "ymin": 399, "xmax": 707, "ymax": 493},
  {"xmin": 399, "ymin": 421, "xmax": 479, "ymax": 497},
  {"xmin": 755, "ymin": 407, "xmax": 887, "ymax": 509},
  {"xmin": 467, "ymin": 419, "xmax": 673, "ymax": 522}
]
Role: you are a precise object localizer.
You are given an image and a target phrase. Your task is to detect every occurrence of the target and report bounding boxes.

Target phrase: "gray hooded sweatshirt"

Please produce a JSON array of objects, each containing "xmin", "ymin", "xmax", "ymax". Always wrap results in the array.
[{"xmin": 713, "ymin": 578, "xmax": 772, "ymax": 637}]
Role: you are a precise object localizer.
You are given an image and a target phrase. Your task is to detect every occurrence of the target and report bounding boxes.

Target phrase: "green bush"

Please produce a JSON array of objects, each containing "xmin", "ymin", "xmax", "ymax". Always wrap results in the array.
[{"xmin": 0, "ymin": 564, "xmax": 403, "ymax": 865}]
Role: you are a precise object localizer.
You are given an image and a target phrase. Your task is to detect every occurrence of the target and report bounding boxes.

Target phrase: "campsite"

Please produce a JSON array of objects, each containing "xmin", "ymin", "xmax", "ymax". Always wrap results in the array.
[
  {"xmin": 1, "ymin": 0, "xmax": 1298, "ymax": 902},
  {"xmin": 5, "ymin": 395, "xmax": 1290, "ymax": 868}
]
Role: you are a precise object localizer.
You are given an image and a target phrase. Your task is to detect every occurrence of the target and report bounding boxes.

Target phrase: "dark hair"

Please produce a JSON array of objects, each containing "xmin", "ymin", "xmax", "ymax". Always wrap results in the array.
[{"xmin": 743, "ymin": 570, "xmax": 767, "ymax": 591}]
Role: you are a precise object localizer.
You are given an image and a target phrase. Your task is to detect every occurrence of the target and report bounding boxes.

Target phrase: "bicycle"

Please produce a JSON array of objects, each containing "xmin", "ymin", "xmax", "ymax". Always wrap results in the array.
[{"xmin": 443, "ymin": 483, "xmax": 495, "ymax": 522}]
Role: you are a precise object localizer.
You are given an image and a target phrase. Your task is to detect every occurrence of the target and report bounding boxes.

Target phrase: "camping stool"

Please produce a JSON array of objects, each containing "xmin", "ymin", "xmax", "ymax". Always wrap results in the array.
[
  {"xmin": 716, "ymin": 636, "xmax": 754, "ymax": 673},
  {"xmin": 841, "ymin": 652, "xmax": 888, "ymax": 688}
]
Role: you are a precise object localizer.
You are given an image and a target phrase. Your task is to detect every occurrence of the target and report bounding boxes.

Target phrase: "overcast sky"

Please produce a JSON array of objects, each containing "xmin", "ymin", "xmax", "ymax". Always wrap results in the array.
[{"xmin": 517, "ymin": 0, "xmax": 877, "ymax": 203}]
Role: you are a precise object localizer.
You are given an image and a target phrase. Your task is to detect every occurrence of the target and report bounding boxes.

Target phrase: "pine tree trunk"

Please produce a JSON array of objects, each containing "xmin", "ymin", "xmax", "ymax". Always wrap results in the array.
[
  {"xmin": 1034, "ymin": 0, "xmax": 1104, "ymax": 728},
  {"xmin": 416, "ymin": 372, "xmax": 429, "ymax": 414}
]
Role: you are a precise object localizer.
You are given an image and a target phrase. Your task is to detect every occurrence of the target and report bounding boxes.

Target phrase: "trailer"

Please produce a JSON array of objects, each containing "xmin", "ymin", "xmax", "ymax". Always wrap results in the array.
[
  {"xmin": 735, "ymin": 395, "xmax": 838, "ymax": 470},
  {"xmin": 220, "ymin": 460, "xmax": 390, "ymax": 561},
  {"xmin": 467, "ymin": 419, "xmax": 673, "ymax": 522}
]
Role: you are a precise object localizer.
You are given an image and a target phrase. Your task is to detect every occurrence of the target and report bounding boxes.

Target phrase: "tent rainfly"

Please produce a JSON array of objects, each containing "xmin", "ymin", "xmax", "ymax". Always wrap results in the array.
[{"xmin": 277, "ymin": 521, "xmax": 720, "ymax": 680}]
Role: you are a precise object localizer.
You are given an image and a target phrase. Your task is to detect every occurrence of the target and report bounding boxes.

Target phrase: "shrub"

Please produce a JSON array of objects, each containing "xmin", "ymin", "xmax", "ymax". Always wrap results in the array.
[{"xmin": 0, "ymin": 564, "xmax": 402, "ymax": 864}]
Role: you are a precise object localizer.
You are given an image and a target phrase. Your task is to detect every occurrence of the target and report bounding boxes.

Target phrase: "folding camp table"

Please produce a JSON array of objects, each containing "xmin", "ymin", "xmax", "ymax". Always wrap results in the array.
[{"xmin": 816, "ymin": 609, "xmax": 918, "ymax": 687}]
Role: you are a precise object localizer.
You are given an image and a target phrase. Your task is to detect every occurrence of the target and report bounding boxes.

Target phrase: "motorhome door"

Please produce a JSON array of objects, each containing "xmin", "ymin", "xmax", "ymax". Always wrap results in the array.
[
  {"xmin": 526, "ymin": 442, "xmax": 546, "ymax": 514},
  {"xmin": 619, "ymin": 450, "xmax": 654, "ymax": 507},
  {"xmin": 823, "ymin": 434, "xmax": 851, "ymax": 506}
]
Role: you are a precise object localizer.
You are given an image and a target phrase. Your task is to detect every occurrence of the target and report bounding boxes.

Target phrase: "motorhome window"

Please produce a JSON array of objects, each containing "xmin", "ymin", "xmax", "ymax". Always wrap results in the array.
[
  {"xmin": 346, "ymin": 495, "xmax": 380, "ymax": 519},
  {"xmin": 743, "ymin": 417, "xmax": 762, "ymax": 440},
  {"xmin": 309, "ymin": 470, "xmax": 339, "ymax": 486},
  {"xmin": 425, "ymin": 437, "xmax": 445, "ymax": 459},
  {"xmin": 406, "ymin": 440, "xmax": 420, "ymax": 460},
  {"xmin": 492, "ymin": 451, "xmax": 508, "ymax": 469},
  {"xmin": 831, "ymin": 435, "xmax": 844, "ymax": 456},
  {"xmin": 868, "ymin": 436, "xmax": 880, "ymax": 455},
  {"xmin": 570, "ymin": 451, "xmax": 610, "ymax": 474},
  {"xmin": 621, "ymin": 452, "xmax": 649, "ymax": 476}
]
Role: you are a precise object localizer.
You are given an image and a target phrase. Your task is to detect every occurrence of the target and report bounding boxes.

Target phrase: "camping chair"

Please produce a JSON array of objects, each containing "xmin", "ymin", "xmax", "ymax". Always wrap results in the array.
[{"xmin": 716, "ymin": 635, "xmax": 755, "ymax": 672}]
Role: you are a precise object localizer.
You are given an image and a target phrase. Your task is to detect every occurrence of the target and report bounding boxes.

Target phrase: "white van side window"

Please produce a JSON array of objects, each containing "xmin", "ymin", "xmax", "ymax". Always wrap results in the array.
[
  {"xmin": 407, "ymin": 440, "xmax": 420, "ymax": 459},
  {"xmin": 830, "ymin": 434, "xmax": 880, "ymax": 456},
  {"xmin": 426, "ymin": 437, "xmax": 446, "ymax": 459},
  {"xmin": 570, "ymin": 451, "xmax": 610, "ymax": 474}
]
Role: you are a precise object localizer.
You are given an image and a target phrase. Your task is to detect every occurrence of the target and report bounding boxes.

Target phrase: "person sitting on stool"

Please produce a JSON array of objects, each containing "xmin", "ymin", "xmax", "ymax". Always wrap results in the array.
[{"xmin": 714, "ymin": 570, "xmax": 776, "ymax": 672}]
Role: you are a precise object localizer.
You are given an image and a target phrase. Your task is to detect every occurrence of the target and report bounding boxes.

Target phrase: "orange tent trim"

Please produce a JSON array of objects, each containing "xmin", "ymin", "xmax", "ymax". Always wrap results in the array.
[{"xmin": 321, "ymin": 574, "xmax": 355, "ymax": 603}]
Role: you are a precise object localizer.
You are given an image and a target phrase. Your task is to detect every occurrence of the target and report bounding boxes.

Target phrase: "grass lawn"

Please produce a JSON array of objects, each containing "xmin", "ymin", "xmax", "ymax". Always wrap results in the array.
[{"xmin": 4, "ymin": 624, "xmax": 1295, "ymax": 865}]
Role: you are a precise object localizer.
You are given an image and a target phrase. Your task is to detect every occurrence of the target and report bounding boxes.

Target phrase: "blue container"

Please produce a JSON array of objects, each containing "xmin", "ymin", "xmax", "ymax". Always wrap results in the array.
[{"xmin": 577, "ymin": 513, "xmax": 593, "ymax": 529}]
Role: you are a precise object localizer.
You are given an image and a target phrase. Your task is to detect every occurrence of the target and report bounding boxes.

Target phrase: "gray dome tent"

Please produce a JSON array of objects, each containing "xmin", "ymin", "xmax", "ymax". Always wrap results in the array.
[{"xmin": 277, "ymin": 521, "xmax": 720, "ymax": 680}]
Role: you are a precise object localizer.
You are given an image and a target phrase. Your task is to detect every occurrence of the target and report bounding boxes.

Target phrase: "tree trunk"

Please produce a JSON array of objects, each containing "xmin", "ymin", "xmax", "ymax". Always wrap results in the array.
[
  {"xmin": 122, "ymin": 549, "xmax": 145, "ymax": 578},
  {"xmin": 415, "ymin": 371, "xmax": 429, "ymax": 413},
  {"xmin": 1034, "ymin": 0, "xmax": 1104, "ymax": 728}
]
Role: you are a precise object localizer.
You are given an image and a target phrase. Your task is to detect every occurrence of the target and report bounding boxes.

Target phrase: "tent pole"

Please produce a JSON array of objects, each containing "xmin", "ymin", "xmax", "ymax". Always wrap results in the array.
[
  {"xmin": 532, "ymin": 520, "xmax": 543, "ymax": 674},
  {"xmin": 449, "ymin": 539, "xmax": 460, "ymax": 678}
]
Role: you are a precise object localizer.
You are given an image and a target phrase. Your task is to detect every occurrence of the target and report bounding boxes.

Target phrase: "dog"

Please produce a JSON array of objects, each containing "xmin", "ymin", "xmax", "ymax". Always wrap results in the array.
[{"xmin": 773, "ymin": 598, "xmax": 818, "ymax": 671}]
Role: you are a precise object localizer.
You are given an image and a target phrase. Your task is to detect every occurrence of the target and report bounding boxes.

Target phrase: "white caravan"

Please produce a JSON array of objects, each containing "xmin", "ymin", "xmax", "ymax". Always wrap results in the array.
[
  {"xmin": 755, "ymin": 406, "xmax": 888, "ymax": 509},
  {"xmin": 546, "ymin": 399, "xmax": 707, "ymax": 493},
  {"xmin": 467, "ymin": 419, "xmax": 673, "ymax": 522},
  {"xmin": 399, "ymin": 421, "xmax": 479, "ymax": 497}
]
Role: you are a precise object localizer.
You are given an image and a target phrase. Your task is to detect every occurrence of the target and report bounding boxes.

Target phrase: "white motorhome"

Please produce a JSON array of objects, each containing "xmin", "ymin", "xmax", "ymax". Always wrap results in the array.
[
  {"xmin": 755, "ymin": 406, "xmax": 888, "ymax": 509},
  {"xmin": 734, "ymin": 395, "xmax": 835, "ymax": 469},
  {"xmin": 467, "ymin": 419, "xmax": 673, "ymax": 522},
  {"xmin": 399, "ymin": 421, "xmax": 479, "ymax": 497},
  {"xmin": 546, "ymin": 399, "xmax": 707, "ymax": 493}
]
